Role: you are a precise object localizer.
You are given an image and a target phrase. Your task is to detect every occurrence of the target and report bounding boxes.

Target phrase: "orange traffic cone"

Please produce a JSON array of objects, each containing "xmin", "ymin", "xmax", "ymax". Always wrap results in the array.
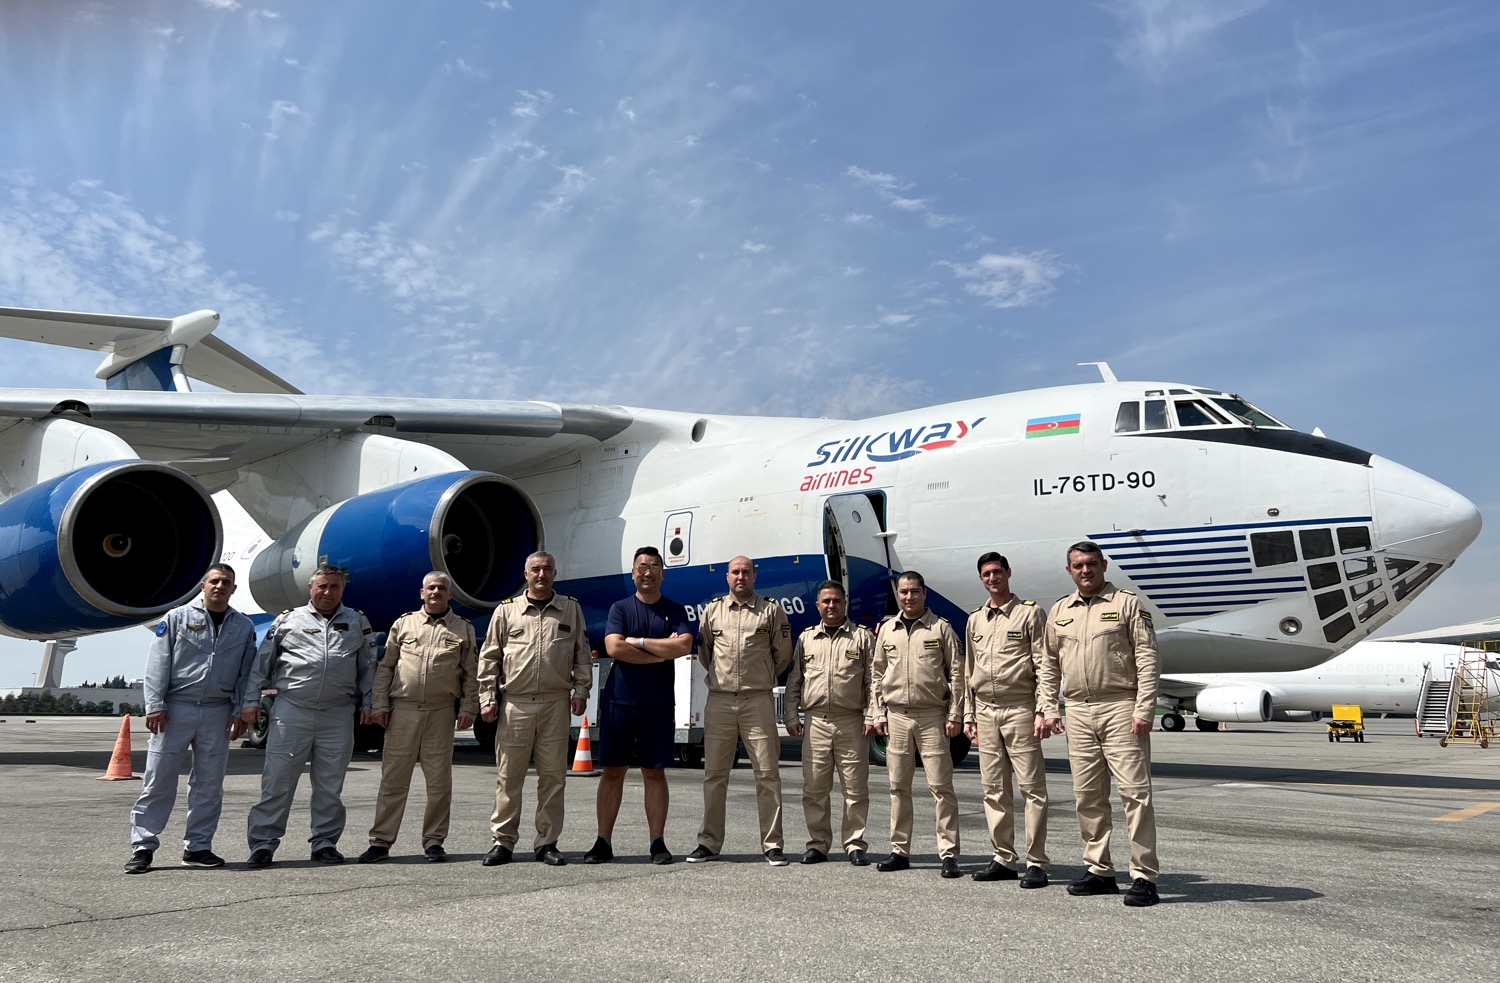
[
  {"xmin": 567, "ymin": 715, "xmax": 601, "ymax": 778},
  {"xmin": 97, "ymin": 714, "xmax": 139, "ymax": 781}
]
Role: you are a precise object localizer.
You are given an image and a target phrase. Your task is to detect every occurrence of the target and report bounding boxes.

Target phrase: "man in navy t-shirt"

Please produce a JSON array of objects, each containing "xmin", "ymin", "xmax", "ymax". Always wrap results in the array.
[{"xmin": 584, "ymin": 546, "xmax": 694, "ymax": 866}]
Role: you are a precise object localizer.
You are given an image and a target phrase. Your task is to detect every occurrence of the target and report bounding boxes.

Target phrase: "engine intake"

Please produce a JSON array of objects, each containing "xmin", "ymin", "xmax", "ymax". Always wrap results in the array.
[
  {"xmin": 1193, "ymin": 686, "xmax": 1273, "ymax": 723},
  {"xmin": 248, "ymin": 471, "xmax": 541, "ymax": 629},
  {"xmin": 0, "ymin": 461, "xmax": 222, "ymax": 637}
]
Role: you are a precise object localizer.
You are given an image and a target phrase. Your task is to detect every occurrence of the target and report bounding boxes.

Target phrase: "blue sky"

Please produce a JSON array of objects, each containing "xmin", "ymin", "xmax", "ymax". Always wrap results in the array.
[{"xmin": 1, "ymin": 0, "xmax": 1497, "ymax": 687}]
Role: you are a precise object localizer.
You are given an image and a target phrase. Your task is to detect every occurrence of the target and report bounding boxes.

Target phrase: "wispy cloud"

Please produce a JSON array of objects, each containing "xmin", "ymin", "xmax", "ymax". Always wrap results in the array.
[
  {"xmin": 511, "ymin": 89, "xmax": 554, "ymax": 118},
  {"xmin": 197, "ymin": 0, "xmax": 242, "ymax": 10},
  {"xmin": 1106, "ymin": 0, "xmax": 1270, "ymax": 75},
  {"xmin": 444, "ymin": 58, "xmax": 490, "ymax": 81},
  {"xmin": 940, "ymin": 252, "xmax": 1064, "ymax": 309}
]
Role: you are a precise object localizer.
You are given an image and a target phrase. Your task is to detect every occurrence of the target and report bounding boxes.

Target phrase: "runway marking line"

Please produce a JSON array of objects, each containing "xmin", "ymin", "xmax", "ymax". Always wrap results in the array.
[{"xmin": 1431, "ymin": 802, "xmax": 1500, "ymax": 822}]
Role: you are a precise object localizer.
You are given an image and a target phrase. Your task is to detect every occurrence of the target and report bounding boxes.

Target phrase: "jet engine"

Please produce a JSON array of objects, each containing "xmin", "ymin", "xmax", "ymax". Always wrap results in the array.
[
  {"xmin": 1193, "ymin": 686, "xmax": 1273, "ymax": 723},
  {"xmin": 0, "ymin": 461, "xmax": 222, "ymax": 637},
  {"xmin": 248, "ymin": 471, "xmax": 541, "ymax": 628}
]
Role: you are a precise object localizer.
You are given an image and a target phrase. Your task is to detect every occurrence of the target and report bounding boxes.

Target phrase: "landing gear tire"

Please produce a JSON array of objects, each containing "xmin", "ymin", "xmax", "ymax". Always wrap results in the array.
[
  {"xmin": 1161, "ymin": 713, "xmax": 1185, "ymax": 732},
  {"xmin": 679, "ymin": 743, "xmax": 704, "ymax": 768},
  {"xmin": 1195, "ymin": 716, "xmax": 1221, "ymax": 732},
  {"xmin": 868, "ymin": 734, "xmax": 888, "ymax": 766},
  {"xmin": 241, "ymin": 696, "xmax": 272, "ymax": 749},
  {"xmin": 949, "ymin": 734, "xmax": 972, "ymax": 766}
]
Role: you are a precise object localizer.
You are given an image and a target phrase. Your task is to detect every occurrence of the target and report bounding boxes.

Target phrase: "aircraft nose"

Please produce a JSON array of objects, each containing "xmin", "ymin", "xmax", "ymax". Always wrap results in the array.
[{"xmin": 1369, "ymin": 455, "xmax": 1482, "ymax": 561}]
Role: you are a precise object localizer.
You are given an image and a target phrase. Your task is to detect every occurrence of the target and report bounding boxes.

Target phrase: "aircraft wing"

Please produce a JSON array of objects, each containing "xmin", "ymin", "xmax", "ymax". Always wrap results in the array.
[
  {"xmin": 1158, "ymin": 675, "xmax": 1211, "ymax": 701},
  {"xmin": 0, "ymin": 388, "xmax": 633, "ymax": 480}
]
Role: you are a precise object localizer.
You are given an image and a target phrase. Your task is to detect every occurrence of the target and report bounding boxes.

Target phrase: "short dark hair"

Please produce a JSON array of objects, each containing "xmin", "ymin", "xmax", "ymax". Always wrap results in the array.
[
  {"xmin": 896, "ymin": 570, "xmax": 925, "ymax": 589},
  {"xmin": 205, "ymin": 562, "xmax": 236, "ymax": 581},
  {"xmin": 1066, "ymin": 541, "xmax": 1103, "ymax": 560},
  {"xmin": 815, "ymin": 580, "xmax": 846, "ymax": 598},
  {"xmin": 976, "ymin": 552, "xmax": 1009, "ymax": 573},
  {"xmin": 633, "ymin": 546, "xmax": 663, "ymax": 565}
]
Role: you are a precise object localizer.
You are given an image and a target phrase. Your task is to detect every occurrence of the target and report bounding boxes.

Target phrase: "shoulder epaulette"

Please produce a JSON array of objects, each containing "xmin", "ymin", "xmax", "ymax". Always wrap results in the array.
[
  {"xmin": 969, "ymin": 603, "xmax": 986, "ymax": 614},
  {"xmin": 501, "ymin": 596, "xmax": 515, "ymax": 605},
  {"xmin": 1119, "ymin": 589, "xmax": 1135, "ymax": 596},
  {"xmin": 280, "ymin": 609, "xmax": 291, "ymax": 615},
  {"xmin": 1022, "ymin": 599, "xmax": 1036, "ymax": 606}
]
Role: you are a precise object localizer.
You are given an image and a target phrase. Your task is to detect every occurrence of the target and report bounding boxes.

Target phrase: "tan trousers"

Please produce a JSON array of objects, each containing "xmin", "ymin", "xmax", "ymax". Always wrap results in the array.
[
  {"xmin": 800, "ymin": 710, "xmax": 869, "ymax": 854},
  {"xmin": 975, "ymin": 702, "xmax": 1049, "ymax": 869},
  {"xmin": 698, "ymin": 690, "xmax": 784, "ymax": 853},
  {"xmin": 490, "ymin": 696, "xmax": 570, "ymax": 851},
  {"xmin": 1065, "ymin": 700, "xmax": 1158, "ymax": 882},
  {"xmin": 368, "ymin": 703, "xmax": 457, "ymax": 848},
  {"xmin": 885, "ymin": 708, "xmax": 959, "ymax": 860}
]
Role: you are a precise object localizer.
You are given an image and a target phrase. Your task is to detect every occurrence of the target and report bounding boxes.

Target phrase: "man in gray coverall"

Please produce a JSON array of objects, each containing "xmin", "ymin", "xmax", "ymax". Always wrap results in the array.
[
  {"xmin": 240, "ymin": 565, "xmax": 377, "ymax": 867},
  {"xmin": 125, "ymin": 563, "xmax": 258, "ymax": 874}
]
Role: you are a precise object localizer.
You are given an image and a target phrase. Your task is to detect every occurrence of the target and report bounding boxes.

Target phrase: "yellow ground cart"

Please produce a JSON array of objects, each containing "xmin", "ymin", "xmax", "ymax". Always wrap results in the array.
[{"xmin": 1327, "ymin": 704, "xmax": 1365, "ymax": 742}]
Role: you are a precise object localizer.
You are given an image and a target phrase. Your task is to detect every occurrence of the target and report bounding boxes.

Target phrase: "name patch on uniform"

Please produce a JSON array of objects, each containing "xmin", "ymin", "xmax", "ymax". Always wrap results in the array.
[
  {"xmin": 922, "ymin": 640, "xmax": 941, "ymax": 650},
  {"xmin": 845, "ymin": 650, "xmax": 862, "ymax": 660},
  {"xmin": 558, "ymin": 624, "xmax": 572, "ymax": 633},
  {"xmin": 1099, "ymin": 612, "xmax": 1120, "ymax": 622},
  {"xmin": 363, "ymin": 627, "xmax": 375, "ymax": 635},
  {"xmin": 508, "ymin": 628, "xmax": 524, "ymax": 638},
  {"xmin": 1007, "ymin": 631, "xmax": 1024, "ymax": 640},
  {"xmin": 332, "ymin": 623, "xmax": 349, "ymax": 631},
  {"xmin": 154, "ymin": 621, "xmax": 167, "ymax": 637},
  {"xmin": 781, "ymin": 624, "xmax": 791, "ymax": 637},
  {"xmin": 1055, "ymin": 618, "xmax": 1073, "ymax": 627},
  {"xmin": 754, "ymin": 627, "xmax": 769, "ymax": 635},
  {"xmin": 187, "ymin": 622, "xmax": 206, "ymax": 631},
  {"xmin": 445, "ymin": 638, "xmax": 460, "ymax": 647}
]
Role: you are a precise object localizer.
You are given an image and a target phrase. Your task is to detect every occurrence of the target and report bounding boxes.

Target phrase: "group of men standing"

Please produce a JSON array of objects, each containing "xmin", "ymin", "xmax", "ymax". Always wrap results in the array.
[{"xmin": 122, "ymin": 542, "xmax": 1161, "ymax": 907}]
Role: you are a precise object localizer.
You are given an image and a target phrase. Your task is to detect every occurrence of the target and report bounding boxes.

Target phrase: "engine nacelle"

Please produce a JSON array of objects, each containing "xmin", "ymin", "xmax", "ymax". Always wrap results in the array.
[
  {"xmin": 1193, "ymin": 686, "xmax": 1273, "ymax": 723},
  {"xmin": 248, "ymin": 471, "xmax": 541, "ymax": 628},
  {"xmin": 0, "ymin": 461, "xmax": 222, "ymax": 638}
]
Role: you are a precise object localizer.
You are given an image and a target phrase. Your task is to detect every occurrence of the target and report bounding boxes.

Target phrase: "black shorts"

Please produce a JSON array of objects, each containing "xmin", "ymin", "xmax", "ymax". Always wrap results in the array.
[{"xmin": 599, "ymin": 702, "xmax": 675, "ymax": 769}]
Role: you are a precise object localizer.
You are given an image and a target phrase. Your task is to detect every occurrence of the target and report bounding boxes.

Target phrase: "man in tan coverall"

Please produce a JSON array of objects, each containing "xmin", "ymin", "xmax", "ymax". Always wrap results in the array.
[
  {"xmin": 964, "ymin": 551, "xmax": 1055, "ymax": 888},
  {"xmin": 871, "ymin": 570, "xmax": 966, "ymax": 879},
  {"xmin": 478, "ymin": 552, "xmax": 592, "ymax": 867},
  {"xmin": 359, "ymin": 571, "xmax": 478, "ymax": 864},
  {"xmin": 784, "ymin": 580, "xmax": 875, "ymax": 866},
  {"xmin": 1040, "ymin": 540, "xmax": 1161, "ymax": 907},
  {"xmin": 685, "ymin": 555, "xmax": 792, "ymax": 866}
]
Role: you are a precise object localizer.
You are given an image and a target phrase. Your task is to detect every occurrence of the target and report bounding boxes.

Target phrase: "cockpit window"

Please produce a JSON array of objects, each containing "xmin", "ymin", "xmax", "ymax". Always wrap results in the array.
[
  {"xmin": 1212, "ymin": 397, "xmax": 1287, "ymax": 429},
  {"xmin": 1143, "ymin": 399, "xmax": 1170, "ymax": 431},
  {"xmin": 1174, "ymin": 399, "xmax": 1231, "ymax": 428},
  {"xmin": 1114, "ymin": 402, "xmax": 1140, "ymax": 434}
]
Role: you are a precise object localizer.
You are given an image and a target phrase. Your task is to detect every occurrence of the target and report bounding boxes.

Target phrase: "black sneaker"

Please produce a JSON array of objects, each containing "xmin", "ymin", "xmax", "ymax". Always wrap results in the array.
[
  {"xmin": 1067, "ymin": 871, "xmax": 1120, "ymax": 896},
  {"xmin": 482, "ymin": 844, "xmax": 513, "ymax": 867},
  {"xmin": 356, "ymin": 846, "xmax": 389, "ymax": 864},
  {"xmin": 971, "ymin": 860, "xmax": 1017, "ymax": 882},
  {"xmin": 124, "ymin": 849, "xmax": 153, "ymax": 874},
  {"xmin": 246, "ymin": 849, "xmax": 274, "ymax": 869},
  {"xmin": 583, "ymin": 837, "xmax": 614, "ymax": 865},
  {"xmin": 181, "ymin": 849, "xmax": 225, "ymax": 868},
  {"xmin": 940, "ymin": 858, "xmax": 962, "ymax": 879},
  {"xmin": 848, "ymin": 849, "xmax": 870, "ymax": 867},
  {"xmin": 310, "ymin": 847, "xmax": 344, "ymax": 865},
  {"xmin": 1019, "ymin": 865, "xmax": 1049, "ymax": 889},
  {"xmin": 800, "ymin": 848, "xmax": 828, "ymax": 865},
  {"xmin": 424, "ymin": 845, "xmax": 448, "ymax": 863},
  {"xmin": 649, "ymin": 837, "xmax": 673, "ymax": 865},
  {"xmin": 685, "ymin": 845, "xmax": 718, "ymax": 863},
  {"xmin": 535, "ymin": 844, "xmax": 567, "ymax": 866},
  {"xmin": 875, "ymin": 853, "xmax": 909, "ymax": 872},
  {"xmin": 765, "ymin": 848, "xmax": 789, "ymax": 867},
  {"xmin": 1123, "ymin": 877, "xmax": 1160, "ymax": 907}
]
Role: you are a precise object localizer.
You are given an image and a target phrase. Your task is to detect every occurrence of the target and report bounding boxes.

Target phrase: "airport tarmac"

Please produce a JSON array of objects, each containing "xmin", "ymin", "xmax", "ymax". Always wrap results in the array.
[{"xmin": 0, "ymin": 715, "xmax": 1496, "ymax": 983}]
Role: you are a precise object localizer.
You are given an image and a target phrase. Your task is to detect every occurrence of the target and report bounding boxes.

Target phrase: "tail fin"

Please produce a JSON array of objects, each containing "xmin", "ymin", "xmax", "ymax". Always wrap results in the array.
[{"xmin": 0, "ymin": 306, "xmax": 301, "ymax": 394}]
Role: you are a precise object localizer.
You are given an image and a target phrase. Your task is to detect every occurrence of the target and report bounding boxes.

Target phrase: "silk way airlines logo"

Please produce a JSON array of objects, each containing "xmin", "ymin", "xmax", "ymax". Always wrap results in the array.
[{"xmin": 806, "ymin": 417, "xmax": 986, "ymax": 466}]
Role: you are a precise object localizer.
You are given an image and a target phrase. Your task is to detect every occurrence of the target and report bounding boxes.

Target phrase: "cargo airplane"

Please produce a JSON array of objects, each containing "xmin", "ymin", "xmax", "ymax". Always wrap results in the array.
[
  {"xmin": 0, "ymin": 307, "xmax": 1481, "ymax": 714},
  {"xmin": 1157, "ymin": 639, "xmax": 1500, "ymax": 731}
]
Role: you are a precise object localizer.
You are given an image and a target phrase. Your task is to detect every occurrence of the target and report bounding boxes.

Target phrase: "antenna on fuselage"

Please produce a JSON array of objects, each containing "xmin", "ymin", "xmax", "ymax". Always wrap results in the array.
[{"xmin": 1078, "ymin": 361, "xmax": 1117, "ymax": 383}]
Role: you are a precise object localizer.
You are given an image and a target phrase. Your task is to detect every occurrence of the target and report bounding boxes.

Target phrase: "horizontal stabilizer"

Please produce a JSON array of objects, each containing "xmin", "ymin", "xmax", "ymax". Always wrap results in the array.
[{"xmin": 0, "ymin": 306, "xmax": 302, "ymax": 395}]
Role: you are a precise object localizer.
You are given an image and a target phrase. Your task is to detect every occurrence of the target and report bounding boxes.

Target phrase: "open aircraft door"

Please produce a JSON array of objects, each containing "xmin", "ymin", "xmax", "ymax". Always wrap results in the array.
[{"xmin": 823, "ymin": 491, "xmax": 895, "ymax": 628}]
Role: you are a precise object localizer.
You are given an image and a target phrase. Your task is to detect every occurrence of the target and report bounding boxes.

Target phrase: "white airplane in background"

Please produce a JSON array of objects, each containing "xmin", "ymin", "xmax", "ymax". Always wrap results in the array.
[
  {"xmin": 0, "ymin": 305, "xmax": 1481, "ymax": 757},
  {"xmin": 1156, "ymin": 639, "xmax": 1500, "ymax": 731}
]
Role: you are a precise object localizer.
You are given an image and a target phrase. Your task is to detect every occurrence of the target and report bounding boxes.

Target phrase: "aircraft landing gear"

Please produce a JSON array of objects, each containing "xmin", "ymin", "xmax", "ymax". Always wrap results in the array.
[
  {"xmin": 1195, "ymin": 716, "xmax": 1221, "ymax": 732},
  {"xmin": 1160, "ymin": 713, "xmax": 1185, "ymax": 732}
]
